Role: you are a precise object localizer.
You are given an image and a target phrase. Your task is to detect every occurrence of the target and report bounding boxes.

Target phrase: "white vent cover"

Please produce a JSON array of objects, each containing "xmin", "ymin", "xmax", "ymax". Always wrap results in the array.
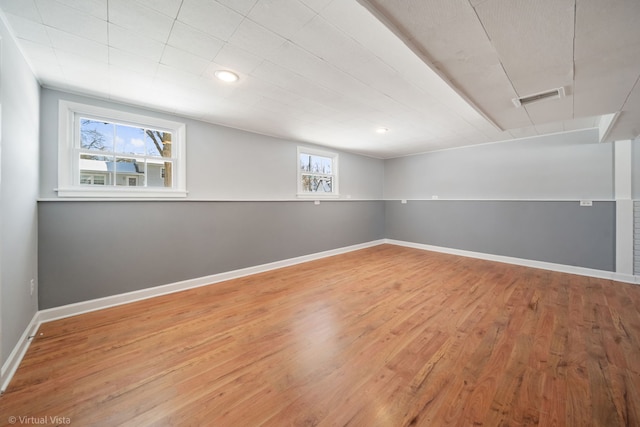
[{"xmin": 512, "ymin": 87, "xmax": 565, "ymax": 107}]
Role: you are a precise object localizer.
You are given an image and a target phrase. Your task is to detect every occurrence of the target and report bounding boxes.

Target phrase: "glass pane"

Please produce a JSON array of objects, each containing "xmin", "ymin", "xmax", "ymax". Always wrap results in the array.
[
  {"xmin": 80, "ymin": 118, "xmax": 113, "ymax": 152},
  {"xmin": 80, "ymin": 154, "xmax": 112, "ymax": 185},
  {"xmin": 115, "ymin": 124, "xmax": 146, "ymax": 156},
  {"xmin": 114, "ymin": 158, "xmax": 143, "ymax": 186},
  {"xmin": 301, "ymin": 174, "xmax": 333, "ymax": 193},
  {"xmin": 300, "ymin": 153, "xmax": 332, "ymax": 174},
  {"xmin": 147, "ymin": 160, "xmax": 172, "ymax": 188},
  {"xmin": 145, "ymin": 130, "xmax": 172, "ymax": 158}
]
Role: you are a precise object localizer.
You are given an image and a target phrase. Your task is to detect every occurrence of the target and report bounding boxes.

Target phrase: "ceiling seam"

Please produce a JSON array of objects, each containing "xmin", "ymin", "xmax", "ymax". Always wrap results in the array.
[{"xmin": 467, "ymin": 0, "xmax": 533, "ymax": 128}]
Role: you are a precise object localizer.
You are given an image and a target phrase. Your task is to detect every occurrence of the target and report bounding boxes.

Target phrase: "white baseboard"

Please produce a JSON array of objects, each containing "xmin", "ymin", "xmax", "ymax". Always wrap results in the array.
[
  {"xmin": 38, "ymin": 239, "xmax": 385, "ymax": 323},
  {"xmin": 4, "ymin": 237, "xmax": 636, "ymax": 393},
  {"xmin": 385, "ymin": 239, "xmax": 640, "ymax": 285},
  {"xmin": 1, "ymin": 311, "xmax": 41, "ymax": 393},
  {"xmin": 2, "ymin": 239, "xmax": 384, "ymax": 393}
]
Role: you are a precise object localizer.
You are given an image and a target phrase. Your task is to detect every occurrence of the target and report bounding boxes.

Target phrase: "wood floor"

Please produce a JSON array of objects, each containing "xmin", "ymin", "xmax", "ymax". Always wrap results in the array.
[{"xmin": 2, "ymin": 244, "xmax": 640, "ymax": 426}]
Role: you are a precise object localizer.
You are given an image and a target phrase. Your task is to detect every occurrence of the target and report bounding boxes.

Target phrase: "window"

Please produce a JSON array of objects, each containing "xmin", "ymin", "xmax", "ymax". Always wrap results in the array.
[
  {"xmin": 297, "ymin": 147, "xmax": 339, "ymax": 197},
  {"xmin": 58, "ymin": 101, "xmax": 186, "ymax": 197}
]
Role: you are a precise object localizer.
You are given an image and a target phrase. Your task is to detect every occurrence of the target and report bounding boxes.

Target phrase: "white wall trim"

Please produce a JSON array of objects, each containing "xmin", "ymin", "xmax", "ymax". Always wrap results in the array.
[
  {"xmin": 385, "ymin": 239, "xmax": 640, "ymax": 285},
  {"xmin": 1, "ymin": 311, "xmax": 40, "ymax": 393}
]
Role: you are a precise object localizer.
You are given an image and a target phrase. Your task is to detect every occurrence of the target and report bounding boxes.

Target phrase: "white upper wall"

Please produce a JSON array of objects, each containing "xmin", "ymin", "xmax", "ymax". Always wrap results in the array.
[
  {"xmin": 384, "ymin": 128, "xmax": 614, "ymax": 200},
  {"xmin": 0, "ymin": 18, "xmax": 40, "ymax": 365},
  {"xmin": 39, "ymin": 89, "xmax": 384, "ymax": 201}
]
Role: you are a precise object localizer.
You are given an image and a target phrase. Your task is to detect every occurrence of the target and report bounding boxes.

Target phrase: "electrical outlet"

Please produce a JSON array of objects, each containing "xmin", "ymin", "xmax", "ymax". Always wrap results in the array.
[
  {"xmin": 30, "ymin": 279, "xmax": 35, "ymax": 296},
  {"xmin": 579, "ymin": 200, "xmax": 593, "ymax": 207}
]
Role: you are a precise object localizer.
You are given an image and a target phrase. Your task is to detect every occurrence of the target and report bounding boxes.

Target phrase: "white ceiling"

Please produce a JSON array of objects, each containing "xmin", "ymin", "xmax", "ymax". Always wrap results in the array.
[{"xmin": 1, "ymin": 0, "xmax": 638, "ymax": 158}]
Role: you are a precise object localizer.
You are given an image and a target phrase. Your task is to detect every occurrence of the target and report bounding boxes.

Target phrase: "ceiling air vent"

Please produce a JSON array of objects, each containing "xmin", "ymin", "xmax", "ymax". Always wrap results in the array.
[{"xmin": 512, "ymin": 87, "xmax": 565, "ymax": 108}]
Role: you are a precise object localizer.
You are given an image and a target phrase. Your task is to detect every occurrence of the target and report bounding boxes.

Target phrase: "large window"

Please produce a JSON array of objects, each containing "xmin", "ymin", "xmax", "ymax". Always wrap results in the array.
[
  {"xmin": 297, "ymin": 147, "xmax": 339, "ymax": 197},
  {"xmin": 58, "ymin": 101, "xmax": 186, "ymax": 197}
]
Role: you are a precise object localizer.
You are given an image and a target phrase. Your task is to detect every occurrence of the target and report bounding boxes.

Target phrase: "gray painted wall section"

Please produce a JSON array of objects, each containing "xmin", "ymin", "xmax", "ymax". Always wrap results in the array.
[
  {"xmin": 385, "ymin": 200, "xmax": 615, "ymax": 272},
  {"xmin": 40, "ymin": 89, "xmax": 384, "ymax": 201},
  {"xmin": 384, "ymin": 129, "xmax": 614, "ymax": 200},
  {"xmin": 38, "ymin": 200, "xmax": 384, "ymax": 309},
  {"xmin": 0, "ymin": 24, "xmax": 40, "ymax": 364}
]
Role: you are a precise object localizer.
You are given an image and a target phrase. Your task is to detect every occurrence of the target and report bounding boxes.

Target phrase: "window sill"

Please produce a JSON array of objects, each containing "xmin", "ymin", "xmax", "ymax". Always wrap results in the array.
[
  {"xmin": 296, "ymin": 193, "xmax": 340, "ymax": 199},
  {"xmin": 55, "ymin": 187, "xmax": 188, "ymax": 198}
]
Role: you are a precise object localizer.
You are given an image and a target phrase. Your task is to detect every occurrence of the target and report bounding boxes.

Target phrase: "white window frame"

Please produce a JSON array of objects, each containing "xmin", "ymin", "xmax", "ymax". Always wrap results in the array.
[
  {"xmin": 297, "ymin": 146, "xmax": 339, "ymax": 198},
  {"xmin": 57, "ymin": 100, "xmax": 187, "ymax": 198}
]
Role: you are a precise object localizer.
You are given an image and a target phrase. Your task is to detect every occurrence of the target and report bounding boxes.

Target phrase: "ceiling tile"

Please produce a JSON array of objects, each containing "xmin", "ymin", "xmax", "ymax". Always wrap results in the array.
[
  {"xmin": 155, "ymin": 63, "xmax": 208, "ymax": 89},
  {"xmin": 248, "ymin": 0, "xmax": 316, "ymax": 39},
  {"xmin": 46, "ymin": 27, "xmax": 108, "ymax": 62},
  {"xmin": 177, "ymin": 0, "xmax": 243, "ymax": 41},
  {"xmin": 167, "ymin": 21, "xmax": 225, "ymax": 61},
  {"xmin": 35, "ymin": 0, "xmax": 107, "ymax": 43},
  {"xmin": 216, "ymin": 0, "xmax": 259, "ymax": 15},
  {"xmin": 108, "ymin": 23, "xmax": 165, "ymax": 62},
  {"xmin": 228, "ymin": 18, "xmax": 286, "ymax": 57},
  {"xmin": 213, "ymin": 44, "xmax": 263, "ymax": 74},
  {"xmin": 474, "ymin": 0, "xmax": 575, "ymax": 96},
  {"xmin": 18, "ymin": 38, "xmax": 56, "ymax": 63},
  {"xmin": 5, "ymin": 13, "xmax": 50, "ymax": 44},
  {"xmin": 135, "ymin": 0, "xmax": 182, "ymax": 18},
  {"xmin": 54, "ymin": 0, "xmax": 106, "ymax": 20},
  {"xmin": 161, "ymin": 45, "xmax": 210, "ymax": 76},
  {"xmin": 109, "ymin": 47, "xmax": 159, "ymax": 76},
  {"xmin": 108, "ymin": 0, "xmax": 175, "ymax": 43},
  {"xmin": 0, "ymin": 0, "xmax": 41, "ymax": 21},
  {"xmin": 299, "ymin": 0, "xmax": 332, "ymax": 13}
]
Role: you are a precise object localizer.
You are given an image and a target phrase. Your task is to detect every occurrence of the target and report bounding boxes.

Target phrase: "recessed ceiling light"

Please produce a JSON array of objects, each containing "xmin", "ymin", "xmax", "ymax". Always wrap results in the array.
[
  {"xmin": 376, "ymin": 127, "xmax": 389, "ymax": 134},
  {"xmin": 214, "ymin": 70, "xmax": 239, "ymax": 83}
]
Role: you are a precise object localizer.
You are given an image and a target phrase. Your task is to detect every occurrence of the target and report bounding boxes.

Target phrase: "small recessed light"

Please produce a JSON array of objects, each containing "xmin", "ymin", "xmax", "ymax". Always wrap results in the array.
[
  {"xmin": 214, "ymin": 70, "xmax": 239, "ymax": 83},
  {"xmin": 376, "ymin": 127, "xmax": 389, "ymax": 134}
]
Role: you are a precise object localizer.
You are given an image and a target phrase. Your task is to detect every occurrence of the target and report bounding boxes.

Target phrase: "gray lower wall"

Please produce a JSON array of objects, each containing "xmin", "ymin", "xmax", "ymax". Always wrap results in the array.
[
  {"xmin": 38, "ymin": 200, "xmax": 384, "ymax": 309},
  {"xmin": 385, "ymin": 200, "xmax": 616, "ymax": 272}
]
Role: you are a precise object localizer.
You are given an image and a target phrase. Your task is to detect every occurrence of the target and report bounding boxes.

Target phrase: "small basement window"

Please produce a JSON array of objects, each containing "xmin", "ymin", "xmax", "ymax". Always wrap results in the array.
[
  {"xmin": 297, "ymin": 147, "xmax": 339, "ymax": 198},
  {"xmin": 57, "ymin": 100, "xmax": 186, "ymax": 198}
]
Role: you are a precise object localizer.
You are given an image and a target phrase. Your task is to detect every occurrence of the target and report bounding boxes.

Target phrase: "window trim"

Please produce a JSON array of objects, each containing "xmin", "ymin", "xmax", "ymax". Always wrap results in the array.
[
  {"xmin": 297, "ymin": 146, "xmax": 339, "ymax": 198},
  {"xmin": 57, "ymin": 100, "xmax": 187, "ymax": 198}
]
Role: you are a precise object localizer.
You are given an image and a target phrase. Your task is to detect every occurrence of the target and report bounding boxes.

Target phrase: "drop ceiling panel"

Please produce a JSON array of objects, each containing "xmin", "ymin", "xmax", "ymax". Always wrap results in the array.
[
  {"xmin": 573, "ymin": 0, "xmax": 640, "ymax": 119},
  {"xmin": 0, "ymin": 0, "xmax": 40, "ymax": 21},
  {"xmin": 35, "ymin": 0, "xmax": 107, "ymax": 43},
  {"xmin": 4, "ymin": 12, "xmax": 49, "ymax": 44},
  {"xmin": 474, "ymin": 0, "xmax": 574, "ymax": 96},
  {"xmin": 109, "ymin": 47, "xmax": 159, "ymax": 76},
  {"xmin": 108, "ymin": 23, "xmax": 165, "ymax": 62},
  {"xmin": 177, "ymin": 0, "xmax": 244, "ymax": 41},
  {"xmin": 227, "ymin": 18, "xmax": 286, "ymax": 57},
  {"xmin": 47, "ymin": 27, "xmax": 108, "ymax": 62},
  {"xmin": 216, "ymin": 0, "xmax": 259, "ymax": 15},
  {"xmin": 214, "ymin": 44, "xmax": 263, "ymax": 75},
  {"xmin": 524, "ymin": 96, "xmax": 574, "ymax": 125},
  {"xmin": 299, "ymin": 0, "xmax": 332, "ymax": 13},
  {"xmin": 160, "ymin": 45, "xmax": 210, "ymax": 76},
  {"xmin": 248, "ymin": 0, "xmax": 316, "ymax": 39},
  {"xmin": 136, "ymin": 0, "xmax": 183, "ymax": 18},
  {"xmin": 108, "ymin": 0, "xmax": 173, "ymax": 43},
  {"xmin": 55, "ymin": 0, "xmax": 107, "ymax": 19},
  {"xmin": 167, "ymin": 21, "xmax": 225, "ymax": 61}
]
